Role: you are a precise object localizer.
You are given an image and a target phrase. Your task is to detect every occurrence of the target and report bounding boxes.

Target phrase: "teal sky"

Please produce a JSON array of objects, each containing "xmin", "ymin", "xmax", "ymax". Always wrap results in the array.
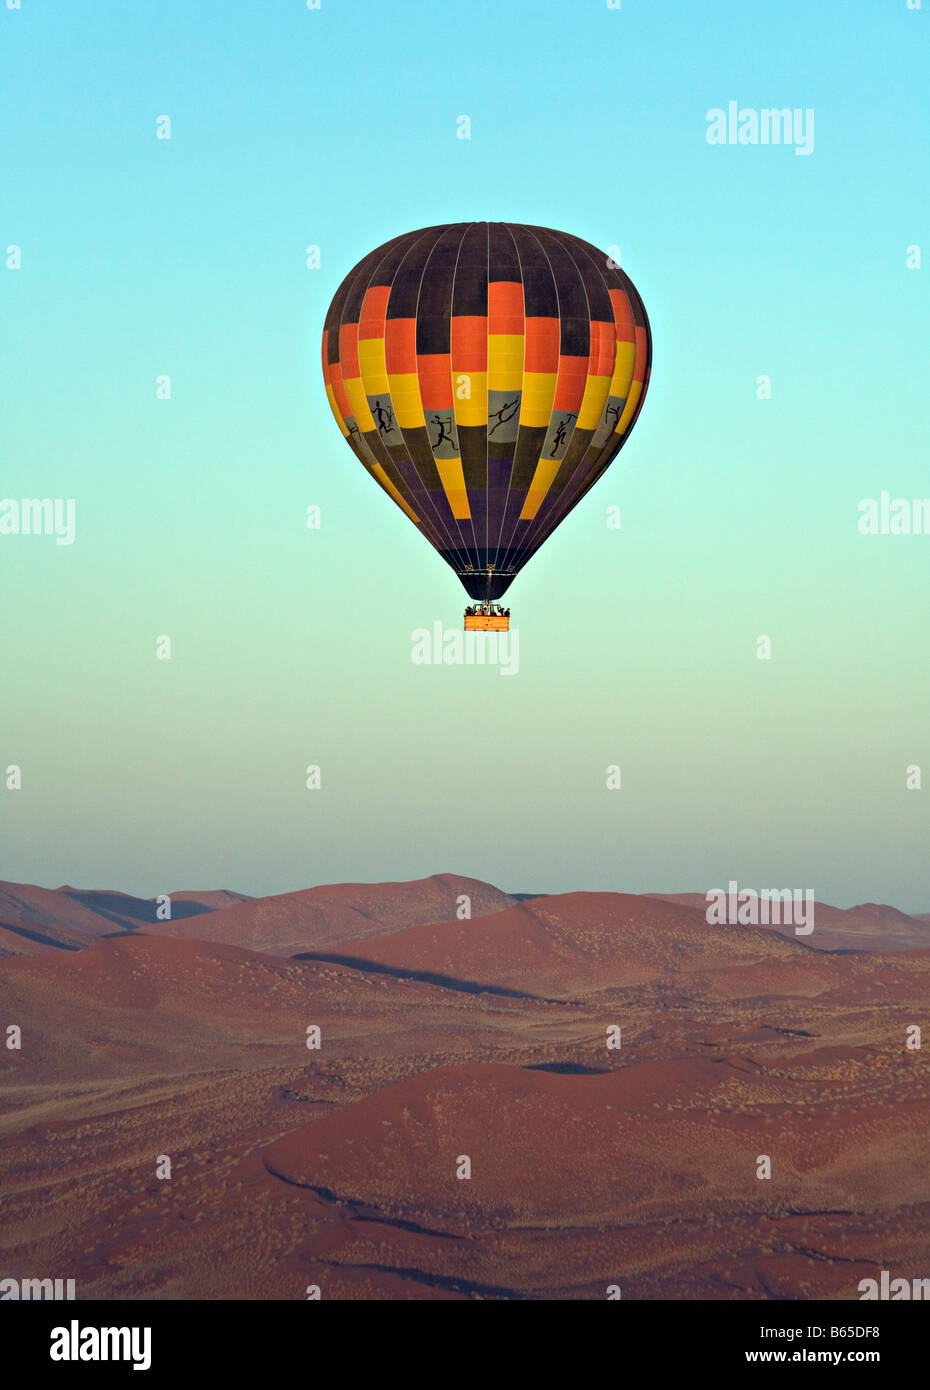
[{"xmin": 2, "ymin": 0, "xmax": 928, "ymax": 909}]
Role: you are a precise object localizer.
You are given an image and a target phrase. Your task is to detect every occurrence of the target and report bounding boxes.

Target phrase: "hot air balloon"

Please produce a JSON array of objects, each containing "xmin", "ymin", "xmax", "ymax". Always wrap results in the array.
[{"xmin": 321, "ymin": 223, "xmax": 651, "ymax": 630}]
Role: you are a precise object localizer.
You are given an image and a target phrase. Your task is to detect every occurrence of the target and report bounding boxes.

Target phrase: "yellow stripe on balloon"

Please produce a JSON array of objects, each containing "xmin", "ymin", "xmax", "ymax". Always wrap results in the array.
[
  {"xmin": 609, "ymin": 341, "xmax": 636, "ymax": 401},
  {"xmin": 615, "ymin": 379, "xmax": 643, "ymax": 435},
  {"xmin": 357, "ymin": 337, "xmax": 390, "ymax": 396},
  {"xmin": 519, "ymin": 458, "xmax": 561, "ymax": 520},
  {"xmin": 488, "ymin": 334, "xmax": 524, "ymax": 390},
  {"xmin": 435, "ymin": 458, "xmax": 471, "ymax": 519},
  {"xmin": 386, "ymin": 373, "xmax": 425, "ymax": 429},
  {"xmin": 520, "ymin": 372, "xmax": 557, "ymax": 428},
  {"xmin": 344, "ymin": 376, "xmax": 375, "ymax": 432},
  {"xmin": 452, "ymin": 370, "xmax": 487, "ymax": 427},
  {"xmin": 577, "ymin": 373, "xmax": 613, "ymax": 431}
]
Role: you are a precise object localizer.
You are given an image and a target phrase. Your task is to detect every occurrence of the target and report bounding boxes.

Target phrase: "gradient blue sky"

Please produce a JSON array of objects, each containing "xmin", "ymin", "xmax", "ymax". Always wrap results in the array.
[{"xmin": 2, "ymin": 0, "xmax": 928, "ymax": 907}]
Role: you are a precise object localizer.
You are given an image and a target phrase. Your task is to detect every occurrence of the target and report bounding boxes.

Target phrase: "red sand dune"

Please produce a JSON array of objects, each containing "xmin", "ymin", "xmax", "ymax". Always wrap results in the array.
[
  {"xmin": 0, "ymin": 931, "xmax": 490, "ymax": 1089},
  {"xmin": 4, "ymin": 875, "xmax": 924, "ymax": 960},
  {"xmin": 155, "ymin": 873, "xmax": 516, "ymax": 956},
  {"xmin": 260, "ymin": 1054, "xmax": 930, "ymax": 1297},
  {"xmin": 0, "ymin": 920, "xmax": 75, "ymax": 956},
  {"xmin": 0, "ymin": 884, "xmax": 116, "ymax": 952},
  {"xmin": 648, "ymin": 892, "xmax": 930, "ymax": 952},
  {"xmin": 0, "ymin": 880, "xmax": 250, "ymax": 956},
  {"xmin": 265, "ymin": 1055, "xmax": 930, "ymax": 1222},
  {"xmin": 3, "ymin": 875, "xmax": 930, "ymax": 1300},
  {"xmin": 303, "ymin": 891, "xmax": 867, "ymax": 1001}
]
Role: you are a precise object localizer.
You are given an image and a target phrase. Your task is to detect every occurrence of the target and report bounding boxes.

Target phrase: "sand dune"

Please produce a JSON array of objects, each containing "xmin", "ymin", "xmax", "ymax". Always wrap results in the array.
[
  {"xmin": 259, "ymin": 1052, "xmax": 930, "ymax": 1297},
  {"xmin": 2, "ymin": 874, "xmax": 928, "ymax": 1299},
  {"xmin": 0, "ymin": 881, "xmax": 249, "ymax": 956},
  {"xmin": 155, "ymin": 873, "xmax": 516, "ymax": 956},
  {"xmin": 648, "ymin": 893, "xmax": 930, "ymax": 952},
  {"xmin": 5, "ymin": 874, "xmax": 924, "ymax": 960},
  {"xmin": 298, "ymin": 891, "xmax": 866, "ymax": 1001}
]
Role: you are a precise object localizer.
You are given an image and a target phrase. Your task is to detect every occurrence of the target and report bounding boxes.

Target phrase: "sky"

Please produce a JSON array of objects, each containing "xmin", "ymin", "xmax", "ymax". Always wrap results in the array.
[{"xmin": 2, "ymin": 0, "xmax": 928, "ymax": 908}]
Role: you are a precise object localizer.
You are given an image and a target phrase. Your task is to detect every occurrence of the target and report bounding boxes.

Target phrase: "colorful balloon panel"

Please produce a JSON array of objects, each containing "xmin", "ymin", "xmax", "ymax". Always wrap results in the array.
[{"xmin": 322, "ymin": 223, "xmax": 651, "ymax": 600}]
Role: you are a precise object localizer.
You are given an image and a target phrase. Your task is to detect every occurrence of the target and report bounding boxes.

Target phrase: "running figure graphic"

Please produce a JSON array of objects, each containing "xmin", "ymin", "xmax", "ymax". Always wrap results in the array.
[
  {"xmin": 430, "ymin": 414, "xmax": 455, "ymax": 450},
  {"xmin": 372, "ymin": 401, "xmax": 395, "ymax": 437},
  {"xmin": 551, "ymin": 414, "xmax": 575, "ymax": 454},
  {"xmin": 488, "ymin": 397, "xmax": 520, "ymax": 436}
]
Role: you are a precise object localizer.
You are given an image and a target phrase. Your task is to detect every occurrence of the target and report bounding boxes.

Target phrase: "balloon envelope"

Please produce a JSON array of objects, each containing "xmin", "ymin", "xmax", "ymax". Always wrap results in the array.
[{"xmin": 322, "ymin": 222, "xmax": 651, "ymax": 600}]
